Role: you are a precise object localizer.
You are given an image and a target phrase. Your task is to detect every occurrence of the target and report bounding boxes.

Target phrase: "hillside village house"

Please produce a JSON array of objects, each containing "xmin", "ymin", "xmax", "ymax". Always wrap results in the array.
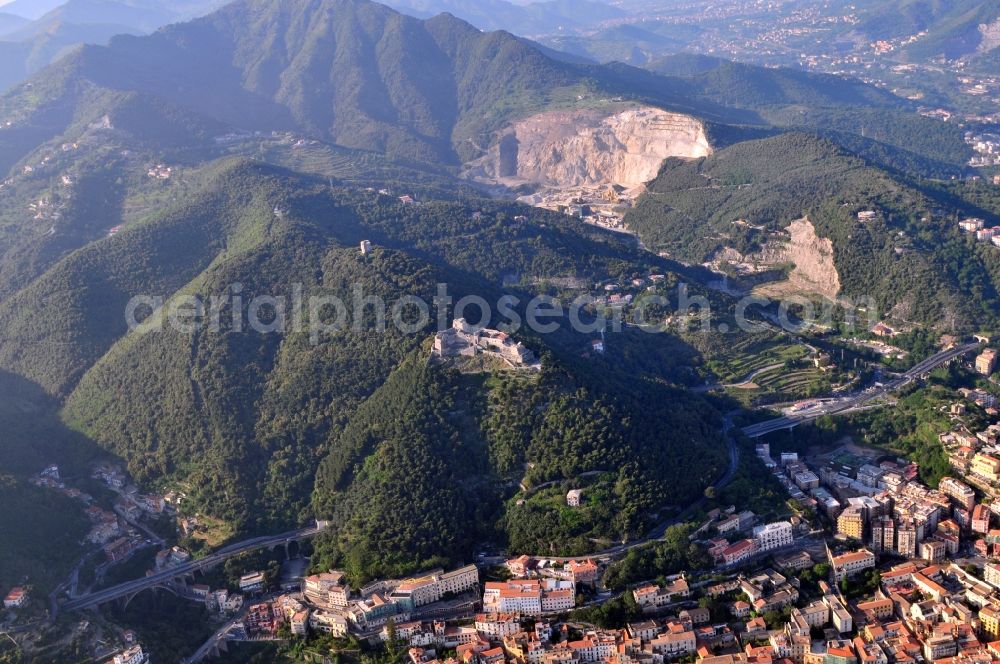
[
  {"xmin": 632, "ymin": 577, "xmax": 690, "ymax": 611},
  {"xmin": 304, "ymin": 571, "xmax": 351, "ymax": 608},
  {"xmin": 310, "ymin": 609, "xmax": 349, "ymax": 636},
  {"xmin": 3, "ymin": 587, "xmax": 27, "ymax": 608}
]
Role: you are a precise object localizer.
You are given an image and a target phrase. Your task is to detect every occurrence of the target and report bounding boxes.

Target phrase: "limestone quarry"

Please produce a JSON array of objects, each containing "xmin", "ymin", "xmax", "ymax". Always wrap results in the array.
[
  {"xmin": 709, "ymin": 217, "xmax": 842, "ymax": 301},
  {"xmin": 465, "ymin": 104, "xmax": 711, "ymax": 231}
]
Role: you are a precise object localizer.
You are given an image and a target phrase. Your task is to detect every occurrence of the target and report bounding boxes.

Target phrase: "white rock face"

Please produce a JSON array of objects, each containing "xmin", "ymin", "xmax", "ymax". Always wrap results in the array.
[
  {"xmin": 979, "ymin": 18, "xmax": 1000, "ymax": 53},
  {"xmin": 752, "ymin": 217, "xmax": 842, "ymax": 301},
  {"xmin": 465, "ymin": 105, "xmax": 711, "ymax": 191}
]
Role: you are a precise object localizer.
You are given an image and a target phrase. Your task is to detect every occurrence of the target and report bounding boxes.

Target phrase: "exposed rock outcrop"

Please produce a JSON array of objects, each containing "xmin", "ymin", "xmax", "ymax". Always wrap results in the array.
[
  {"xmin": 712, "ymin": 217, "xmax": 841, "ymax": 300},
  {"xmin": 464, "ymin": 105, "xmax": 711, "ymax": 191},
  {"xmin": 780, "ymin": 217, "xmax": 841, "ymax": 299}
]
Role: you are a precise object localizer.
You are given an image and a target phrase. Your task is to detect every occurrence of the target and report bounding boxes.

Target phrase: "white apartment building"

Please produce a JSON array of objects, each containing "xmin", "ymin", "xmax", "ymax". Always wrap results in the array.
[
  {"xmin": 476, "ymin": 613, "xmax": 522, "ymax": 639},
  {"xmin": 437, "ymin": 564, "xmax": 479, "ymax": 595},
  {"xmin": 484, "ymin": 581, "xmax": 544, "ymax": 616},
  {"xmin": 753, "ymin": 521, "xmax": 794, "ymax": 553}
]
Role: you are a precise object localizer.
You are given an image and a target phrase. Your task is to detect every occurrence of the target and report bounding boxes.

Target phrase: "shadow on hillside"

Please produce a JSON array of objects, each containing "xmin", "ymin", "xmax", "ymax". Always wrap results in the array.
[{"xmin": 0, "ymin": 369, "xmax": 108, "ymax": 479}]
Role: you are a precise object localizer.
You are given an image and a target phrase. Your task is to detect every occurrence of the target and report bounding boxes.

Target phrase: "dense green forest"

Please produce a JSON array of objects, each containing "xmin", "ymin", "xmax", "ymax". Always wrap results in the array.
[{"xmin": 310, "ymin": 348, "xmax": 726, "ymax": 582}]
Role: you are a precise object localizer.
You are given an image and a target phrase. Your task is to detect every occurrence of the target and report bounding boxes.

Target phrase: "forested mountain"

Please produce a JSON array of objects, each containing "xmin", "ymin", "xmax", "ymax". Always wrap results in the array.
[
  {"xmin": 0, "ymin": 147, "xmax": 726, "ymax": 571},
  {"xmin": 646, "ymin": 54, "xmax": 902, "ymax": 109},
  {"xmin": 1, "ymin": 0, "xmax": 998, "ymax": 586},
  {"xmin": 12, "ymin": 0, "xmax": 593, "ymax": 164},
  {"xmin": 626, "ymin": 133, "xmax": 1000, "ymax": 329}
]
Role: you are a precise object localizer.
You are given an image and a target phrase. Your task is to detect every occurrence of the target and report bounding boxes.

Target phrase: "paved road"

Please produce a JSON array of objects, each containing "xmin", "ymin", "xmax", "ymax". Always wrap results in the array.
[
  {"xmin": 183, "ymin": 605, "xmax": 253, "ymax": 664},
  {"xmin": 742, "ymin": 343, "xmax": 979, "ymax": 438},
  {"xmin": 60, "ymin": 523, "xmax": 328, "ymax": 613}
]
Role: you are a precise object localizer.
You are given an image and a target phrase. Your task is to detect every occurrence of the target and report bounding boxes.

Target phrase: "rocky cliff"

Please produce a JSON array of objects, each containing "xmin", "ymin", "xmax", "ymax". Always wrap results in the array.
[
  {"xmin": 710, "ymin": 217, "xmax": 842, "ymax": 301},
  {"xmin": 753, "ymin": 217, "xmax": 842, "ymax": 300},
  {"xmin": 464, "ymin": 105, "xmax": 711, "ymax": 191}
]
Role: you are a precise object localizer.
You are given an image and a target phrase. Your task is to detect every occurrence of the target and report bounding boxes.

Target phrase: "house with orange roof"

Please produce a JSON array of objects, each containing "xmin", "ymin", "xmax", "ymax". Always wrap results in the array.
[
  {"xmin": 831, "ymin": 550, "xmax": 875, "ymax": 582},
  {"xmin": 3, "ymin": 587, "xmax": 26, "ymax": 608}
]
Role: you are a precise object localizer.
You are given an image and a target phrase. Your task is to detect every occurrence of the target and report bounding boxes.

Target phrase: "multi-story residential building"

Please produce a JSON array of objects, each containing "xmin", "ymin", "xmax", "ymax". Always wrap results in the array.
[
  {"xmin": 290, "ymin": 609, "xmax": 311, "ymax": 636},
  {"xmin": 837, "ymin": 508, "xmax": 865, "ymax": 540},
  {"xmin": 389, "ymin": 564, "xmax": 480, "ymax": 612},
  {"xmin": 632, "ymin": 577, "xmax": 689, "ymax": 611},
  {"xmin": 920, "ymin": 539, "xmax": 947, "ymax": 563},
  {"xmin": 627, "ymin": 620, "xmax": 661, "ymax": 642},
  {"xmin": 112, "ymin": 645, "xmax": 148, "ymax": 664},
  {"xmin": 986, "ymin": 563, "xmax": 1000, "ymax": 589},
  {"xmin": 831, "ymin": 550, "xmax": 876, "ymax": 583},
  {"xmin": 972, "ymin": 453, "xmax": 1000, "ymax": 483},
  {"xmin": 769, "ymin": 630, "xmax": 808, "ymax": 661},
  {"xmin": 721, "ymin": 539, "xmax": 755, "ymax": 566},
  {"xmin": 795, "ymin": 471, "xmax": 820, "ymax": 490},
  {"xmin": 870, "ymin": 516, "xmax": 895, "ymax": 554},
  {"xmin": 437, "ymin": 565, "xmax": 479, "ymax": 596},
  {"xmin": 824, "ymin": 594, "xmax": 853, "ymax": 634},
  {"xmin": 649, "ymin": 628, "xmax": 697, "ymax": 658},
  {"xmin": 310, "ymin": 610, "xmax": 349, "ymax": 636},
  {"xmin": 858, "ymin": 465, "xmax": 885, "ymax": 487},
  {"xmin": 239, "ymin": 572, "xmax": 266, "ymax": 594},
  {"xmin": 541, "ymin": 589, "xmax": 574, "ymax": 613},
  {"xmin": 853, "ymin": 637, "xmax": 887, "ymax": 664},
  {"xmin": 794, "ymin": 600, "xmax": 829, "ymax": 628},
  {"xmin": 982, "ymin": 605, "xmax": 1000, "ymax": 640},
  {"xmin": 506, "ymin": 555, "xmax": 535, "ymax": 577},
  {"xmin": 896, "ymin": 519, "xmax": 918, "ymax": 558},
  {"xmin": 475, "ymin": 613, "xmax": 522, "ymax": 639},
  {"xmin": 104, "ymin": 537, "xmax": 140, "ymax": 563},
  {"xmin": 564, "ymin": 560, "xmax": 600, "ymax": 586},
  {"xmin": 977, "ymin": 349, "xmax": 998, "ymax": 376},
  {"xmin": 393, "ymin": 576, "xmax": 441, "ymax": 609},
  {"xmin": 857, "ymin": 598, "xmax": 893, "ymax": 621},
  {"xmin": 484, "ymin": 581, "xmax": 543, "ymax": 616},
  {"xmin": 304, "ymin": 571, "xmax": 351, "ymax": 608},
  {"xmin": 939, "ymin": 477, "xmax": 976, "ymax": 512},
  {"xmin": 826, "ymin": 641, "xmax": 857, "ymax": 664},
  {"xmin": 753, "ymin": 521, "xmax": 794, "ymax": 553},
  {"xmin": 3, "ymin": 587, "xmax": 26, "ymax": 608},
  {"xmin": 922, "ymin": 627, "xmax": 958, "ymax": 662}
]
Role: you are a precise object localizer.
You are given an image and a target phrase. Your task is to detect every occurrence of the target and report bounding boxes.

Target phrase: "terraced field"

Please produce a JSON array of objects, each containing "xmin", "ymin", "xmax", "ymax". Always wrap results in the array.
[{"xmin": 705, "ymin": 332, "xmax": 811, "ymax": 384}]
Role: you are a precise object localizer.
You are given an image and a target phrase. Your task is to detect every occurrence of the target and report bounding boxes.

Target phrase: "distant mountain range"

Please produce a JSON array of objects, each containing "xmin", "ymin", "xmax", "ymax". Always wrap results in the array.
[
  {"xmin": 376, "ymin": 0, "xmax": 624, "ymax": 35},
  {"xmin": 0, "ymin": 0, "xmax": 225, "ymax": 91}
]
